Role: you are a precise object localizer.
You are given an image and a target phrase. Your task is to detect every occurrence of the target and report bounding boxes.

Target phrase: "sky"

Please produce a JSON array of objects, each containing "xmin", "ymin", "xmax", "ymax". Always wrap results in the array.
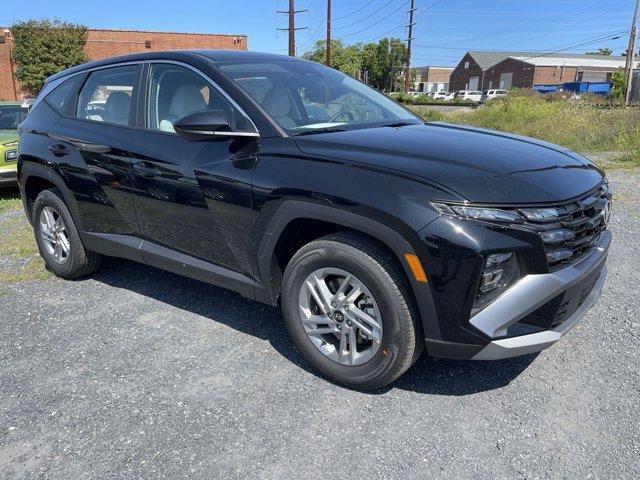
[{"xmin": 1, "ymin": 0, "xmax": 636, "ymax": 66}]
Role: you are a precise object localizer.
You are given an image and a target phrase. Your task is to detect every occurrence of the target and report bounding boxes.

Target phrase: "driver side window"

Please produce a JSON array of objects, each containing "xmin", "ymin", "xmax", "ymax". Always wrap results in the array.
[{"xmin": 146, "ymin": 64, "xmax": 250, "ymax": 133}]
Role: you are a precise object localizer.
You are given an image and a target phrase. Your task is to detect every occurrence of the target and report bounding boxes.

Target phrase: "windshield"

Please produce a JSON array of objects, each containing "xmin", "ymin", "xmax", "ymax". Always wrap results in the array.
[
  {"xmin": 218, "ymin": 60, "xmax": 422, "ymax": 134},
  {"xmin": 0, "ymin": 105, "xmax": 28, "ymax": 130}
]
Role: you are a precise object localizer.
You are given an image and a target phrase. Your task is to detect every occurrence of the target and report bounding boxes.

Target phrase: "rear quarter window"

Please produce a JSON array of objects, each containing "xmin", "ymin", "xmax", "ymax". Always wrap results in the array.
[{"xmin": 44, "ymin": 77, "xmax": 80, "ymax": 114}]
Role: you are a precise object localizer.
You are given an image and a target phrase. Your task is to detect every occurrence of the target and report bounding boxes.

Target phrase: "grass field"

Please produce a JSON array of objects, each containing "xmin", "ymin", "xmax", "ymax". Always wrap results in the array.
[
  {"xmin": 409, "ymin": 92, "xmax": 640, "ymax": 169},
  {"xmin": 0, "ymin": 189, "xmax": 50, "ymax": 285}
]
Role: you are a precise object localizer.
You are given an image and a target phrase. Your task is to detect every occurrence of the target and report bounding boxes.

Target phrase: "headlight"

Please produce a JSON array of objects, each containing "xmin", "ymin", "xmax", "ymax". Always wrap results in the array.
[
  {"xmin": 4, "ymin": 150, "xmax": 18, "ymax": 161},
  {"xmin": 519, "ymin": 207, "xmax": 563, "ymax": 222},
  {"xmin": 432, "ymin": 202, "xmax": 522, "ymax": 223},
  {"xmin": 473, "ymin": 252, "xmax": 522, "ymax": 315}
]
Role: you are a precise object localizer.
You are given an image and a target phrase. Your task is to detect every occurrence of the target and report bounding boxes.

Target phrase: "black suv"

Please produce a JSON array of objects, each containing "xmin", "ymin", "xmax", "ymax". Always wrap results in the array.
[{"xmin": 18, "ymin": 51, "xmax": 611, "ymax": 389}]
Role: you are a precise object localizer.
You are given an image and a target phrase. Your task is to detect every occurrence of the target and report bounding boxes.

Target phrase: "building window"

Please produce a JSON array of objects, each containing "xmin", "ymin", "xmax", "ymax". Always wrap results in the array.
[{"xmin": 464, "ymin": 62, "xmax": 469, "ymax": 70}]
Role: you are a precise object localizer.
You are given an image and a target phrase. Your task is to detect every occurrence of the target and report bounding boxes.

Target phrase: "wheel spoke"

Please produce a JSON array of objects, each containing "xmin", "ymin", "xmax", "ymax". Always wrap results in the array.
[
  {"xmin": 345, "ymin": 285, "xmax": 363, "ymax": 304},
  {"xmin": 350, "ymin": 307, "xmax": 381, "ymax": 331},
  {"xmin": 54, "ymin": 243, "xmax": 62, "ymax": 262},
  {"xmin": 301, "ymin": 314, "xmax": 337, "ymax": 326},
  {"xmin": 41, "ymin": 231, "xmax": 56, "ymax": 244},
  {"xmin": 43, "ymin": 208, "xmax": 55, "ymax": 229},
  {"xmin": 348, "ymin": 328, "xmax": 358, "ymax": 365},
  {"xmin": 58, "ymin": 233, "xmax": 70, "ymax": 254},
  {"xmin": 307, "ymin": 326, "xmax": 339, "ymax": 336},
  {"xmin": 310, "ymin": 273, "xmax": 334, "ymax": 313},
  {"xmin": 334, "ymin": 274, "xmax": 352, "ymax": 298},
  {"xmin": 338, "ymin": 330, "xmax": 348, "ymax": 361},
  {"xmin": 305, "ymin": 280, "xmax": 329, "ymax": 315},
  {"xmin": 53, "ymin": 217, "xmax": 64, "ymax": 232}
]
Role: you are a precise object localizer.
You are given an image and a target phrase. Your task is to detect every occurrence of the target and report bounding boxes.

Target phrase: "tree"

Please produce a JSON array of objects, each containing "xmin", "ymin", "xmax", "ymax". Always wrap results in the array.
[
  {"xmin": 360, "ymin": 38, "xmax": 407, "ymax": 91},
  {"xmin": 11, "ymin": 19, "xmax": 89, "ymax": 96},
  {"xmin": 609, "ymin": 69, "xmax": 628, "ymax": 100},
  {"xmin": 586, "ymin": 47, "xmax": 613, "ymax": 56},
  {"xmin": 301, "ymin": 37, "xmax": 407, "ymax": 91},
  {"xmin": 302, "ymin": 39, "xmax": 363, "ymax": 77}
]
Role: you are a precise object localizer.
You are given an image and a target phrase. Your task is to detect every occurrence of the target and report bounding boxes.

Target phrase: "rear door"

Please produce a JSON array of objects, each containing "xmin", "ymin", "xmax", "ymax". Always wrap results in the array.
[
  {"xmin": 129, "ymin": 62, "xmax": 259, "ymax": 276},
  {"xmin": 43, "ymin": 64, "xmax": 141, "ymax": 235}
]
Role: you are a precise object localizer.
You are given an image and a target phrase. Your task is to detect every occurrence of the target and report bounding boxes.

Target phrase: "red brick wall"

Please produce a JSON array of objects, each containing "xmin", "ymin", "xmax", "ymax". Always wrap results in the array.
[
  {"xmin": 0, "ymin": 28, "xmax": 248, "ymax": 100},
  {"xmin": 449, "ymin": 53, "xmax": 483, "ymax": 92},
  {"xmin": 482, "ymin": 60, "xmax": 579, "ymax": 90},
  {"xmin": 532, "ymin": 65, "xmax": 578, "ymax": 85},
  {"xmin": 0, "ymin": 34, "xmax": 20, "ymax": 101}
]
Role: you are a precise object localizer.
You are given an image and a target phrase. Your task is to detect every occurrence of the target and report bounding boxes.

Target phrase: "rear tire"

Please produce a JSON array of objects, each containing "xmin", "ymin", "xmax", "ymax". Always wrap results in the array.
[
  {"xmin": 281, "ymin": 232, "xmax": 419, "ymax": 390},
  {"xmin": 32, "ymin": 188, "xmax": 102, "ymax": 279}
]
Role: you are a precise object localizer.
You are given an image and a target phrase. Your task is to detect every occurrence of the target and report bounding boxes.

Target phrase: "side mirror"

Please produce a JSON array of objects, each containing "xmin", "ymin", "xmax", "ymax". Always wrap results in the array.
[{"xmin": 173, "ymin": 110, "xmax": 259, "ymax": 141}]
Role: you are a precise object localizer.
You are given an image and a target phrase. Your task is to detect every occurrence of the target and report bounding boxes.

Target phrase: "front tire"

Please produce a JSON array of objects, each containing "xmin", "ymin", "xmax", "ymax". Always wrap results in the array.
[
  {"xmin": 32, "ymin": 188, "xmax": 102, "ymax": 279},
  {"xmin": 281, "ymin": 233, "xmax": 419, "ymax": 390}
]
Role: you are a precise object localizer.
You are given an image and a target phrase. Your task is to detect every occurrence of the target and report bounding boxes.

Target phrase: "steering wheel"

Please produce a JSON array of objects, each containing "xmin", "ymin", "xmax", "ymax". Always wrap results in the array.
[{"xmin": 329, "ymin": 109, "xmax": 355, "ymax": 123}]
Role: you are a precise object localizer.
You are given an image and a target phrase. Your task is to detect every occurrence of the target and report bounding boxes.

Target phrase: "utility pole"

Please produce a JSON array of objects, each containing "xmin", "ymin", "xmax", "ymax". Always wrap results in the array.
[
  {"xmin": 277, "ymin": 0, "xmax": 307, "ymax": 57},
  {"xmin": 325, "ymin": 0, "xmax": 331, "ymax": 66},
  {"xmin": 403, "ymin": 0, "xmax": 416, "ymax": 93},
  {"xmin": 625, "ymin": 0, "xmax": 640, "ymax": 105}
]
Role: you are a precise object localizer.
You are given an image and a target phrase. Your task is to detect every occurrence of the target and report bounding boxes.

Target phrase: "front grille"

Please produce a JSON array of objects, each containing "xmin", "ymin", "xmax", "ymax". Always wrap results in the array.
[{"xmin": 520, "ymin": 183, "xmax": 612, "ymax": 270}]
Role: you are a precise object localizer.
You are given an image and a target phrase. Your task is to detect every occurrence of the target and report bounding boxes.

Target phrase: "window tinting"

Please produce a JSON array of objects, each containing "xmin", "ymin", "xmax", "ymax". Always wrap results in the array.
[
  {"xmin": 146, "ymin": 64, "xmax": 252, "ymax": 133},
  {"xmin": 45, "ymin": 77, "xmax": 77, "ymax": 113},
  {"xmin": 76, "ymin": 66, "xmax": 137, "ymax": 126}
]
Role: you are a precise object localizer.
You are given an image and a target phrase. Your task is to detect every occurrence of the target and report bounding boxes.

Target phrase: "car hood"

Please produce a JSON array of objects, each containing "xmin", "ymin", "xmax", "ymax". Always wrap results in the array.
[
  {"xmin": 294, "ymin": 122, "xmax": 604, "ymax": 204},
  {"xmin": 0, "ymin": 129, "xmax": 18, "ymax": 146}
]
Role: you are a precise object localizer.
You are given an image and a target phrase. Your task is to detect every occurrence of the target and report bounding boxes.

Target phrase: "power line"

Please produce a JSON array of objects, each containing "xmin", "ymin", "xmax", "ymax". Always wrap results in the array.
[
  {"xmin": 336, "ymin": 0, "xmax": 410, "ymax": 39},
  {"xmin": 333, "ymin": 0, "xmax": 398, "ymax": 30},
  {"xmin": 333, "ymin": 0, "xmax": 381, "ymax": 21}
]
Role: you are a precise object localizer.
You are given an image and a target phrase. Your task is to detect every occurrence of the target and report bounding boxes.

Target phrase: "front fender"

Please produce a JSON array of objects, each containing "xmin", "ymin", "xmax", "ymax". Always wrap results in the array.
[{"xmin": 254, "ymin": 200, "xmax": 442, "ymax": 341}]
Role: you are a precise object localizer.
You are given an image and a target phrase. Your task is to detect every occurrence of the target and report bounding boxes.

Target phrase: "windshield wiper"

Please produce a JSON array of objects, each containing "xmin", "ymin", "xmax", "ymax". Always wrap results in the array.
[
  {"xmin": 382, "ymin": 121, "xmax": 416, "ymax": 128},
  {"xmin": 292, "ymin": 127, "xmax": 348, "ymax": 137}
]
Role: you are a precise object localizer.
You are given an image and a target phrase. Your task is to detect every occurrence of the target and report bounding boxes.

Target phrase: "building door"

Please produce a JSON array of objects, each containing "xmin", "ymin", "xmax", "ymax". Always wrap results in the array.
[
  {"xmin": 499, "ymin": 72, "xmax": 513, "ymax": 89},
  {"xmin": 469, "ymin": 76, "xmax": 479, "ymax": 91}
]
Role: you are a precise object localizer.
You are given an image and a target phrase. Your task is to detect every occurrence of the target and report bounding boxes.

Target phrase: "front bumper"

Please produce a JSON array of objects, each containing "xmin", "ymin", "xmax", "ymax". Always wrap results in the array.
[
  {"xmin": 428, "ymin": 230, "xmax": 610, "ymax": 360},
  {"xmin": 0, "ymin": 167, "xmax": 17, "ymax": 186}
]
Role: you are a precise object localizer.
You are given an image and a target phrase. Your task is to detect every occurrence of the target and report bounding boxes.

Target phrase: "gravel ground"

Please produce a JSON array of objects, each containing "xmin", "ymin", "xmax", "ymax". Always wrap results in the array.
[{"xmin": 1, "ymin": 171, "xmax": 639, "ymax": 479}]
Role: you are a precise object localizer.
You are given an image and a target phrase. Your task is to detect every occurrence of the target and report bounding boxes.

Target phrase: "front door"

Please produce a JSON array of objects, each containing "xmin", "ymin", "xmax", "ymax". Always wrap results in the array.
[{"xmin": 130, "ymin": 63, "xmax": 259, "ymax": 277}]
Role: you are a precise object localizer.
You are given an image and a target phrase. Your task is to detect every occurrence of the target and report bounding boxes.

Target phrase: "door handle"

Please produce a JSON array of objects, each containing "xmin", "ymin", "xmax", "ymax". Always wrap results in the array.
[
  {"xmin": 133, "ymin": 162, "xmax": 159, "ymax": 177},
  {"xmin": 48, "ymin": 144, "xmax": 69, "ymax": 157}
]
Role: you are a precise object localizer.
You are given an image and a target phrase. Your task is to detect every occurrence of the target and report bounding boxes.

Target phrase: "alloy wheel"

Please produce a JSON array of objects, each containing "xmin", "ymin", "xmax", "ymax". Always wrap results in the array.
[
  {"xmin": 298, "ymin": 267, "xmax": 383, "ymax": 366},
  {"xmin": 39, "ymin": 206, "xmax": 71, "ymax": 265}
]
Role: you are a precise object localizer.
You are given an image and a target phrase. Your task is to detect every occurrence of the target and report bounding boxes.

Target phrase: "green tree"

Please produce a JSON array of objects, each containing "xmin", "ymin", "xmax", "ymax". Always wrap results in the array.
[
  {"xmin": 301, "ymin": 37, "xmax": 407, "ymax": 91},
  {"xmin": 302, "ymin": 39, "xmax": 363, "ymax": 77},
  {"xmin": 11, "ymin": 19, "xmax": 88, "ymax": 96},
  {"xmin": 586, "ymin": 47, "xmax": 613, "ymax": 56},
  {"xmin": 609, "ymin": 69, "xmax": 628, "ymax": 100},
  {"xmin": 361, "ymin": 38, "xmax": 407, "ymax": 91}
]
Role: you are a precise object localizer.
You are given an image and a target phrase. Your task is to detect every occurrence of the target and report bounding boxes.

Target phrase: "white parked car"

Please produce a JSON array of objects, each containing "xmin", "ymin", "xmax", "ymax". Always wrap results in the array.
[
  {"xmin": 432, "ymin": 91, "xmax": 454, "ymax": 101},
  {"xmin": 454, "ymin": 90, "xmax": 483, "ymax": 103},
  {"xmin": 481, "ymin": 89, "xmax": 508, "ymax": 102}
]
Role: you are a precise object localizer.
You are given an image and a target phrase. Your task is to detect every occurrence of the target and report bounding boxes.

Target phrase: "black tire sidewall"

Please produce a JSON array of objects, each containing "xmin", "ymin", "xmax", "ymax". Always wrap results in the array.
[
  {"xmin": 282, "ymin": 240, "xmax": 415, "ymax": 388},
  {"xmin": 32, "ymin": 189, "xmax": 82, "ymax": 278}
]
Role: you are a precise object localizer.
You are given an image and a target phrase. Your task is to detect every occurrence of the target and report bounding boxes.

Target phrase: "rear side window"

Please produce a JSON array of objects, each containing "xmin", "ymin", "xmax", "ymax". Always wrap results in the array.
[
  {"xmin": 44, "ymin": 77, "xmax": 78, "ymax": 114},
  {"xmin": 76, "ymin": 65, "xmax": 138, "ymax": 126}
]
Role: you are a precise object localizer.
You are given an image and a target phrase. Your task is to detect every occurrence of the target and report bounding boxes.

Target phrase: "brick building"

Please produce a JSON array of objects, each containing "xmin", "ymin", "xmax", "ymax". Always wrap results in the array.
[
  {"xmin": 0, "ymin": 27, "xmax": 247, "ymax": 100},
  {"xmin": 450, "ymin": 51, "xmax": 631, "ymax": 92}
]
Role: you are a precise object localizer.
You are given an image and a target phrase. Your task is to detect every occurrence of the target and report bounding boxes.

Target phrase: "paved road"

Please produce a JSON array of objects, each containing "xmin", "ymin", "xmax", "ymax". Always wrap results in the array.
[{"xmin": 1, "ymin": 172, "xmax": 639, "ymax": 479}]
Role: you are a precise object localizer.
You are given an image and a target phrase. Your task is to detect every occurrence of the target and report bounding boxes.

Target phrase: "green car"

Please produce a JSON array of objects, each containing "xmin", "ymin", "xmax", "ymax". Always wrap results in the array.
[{"xmin": 0, "ymin": 102, "xmax": 29, "ymax": 187}]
